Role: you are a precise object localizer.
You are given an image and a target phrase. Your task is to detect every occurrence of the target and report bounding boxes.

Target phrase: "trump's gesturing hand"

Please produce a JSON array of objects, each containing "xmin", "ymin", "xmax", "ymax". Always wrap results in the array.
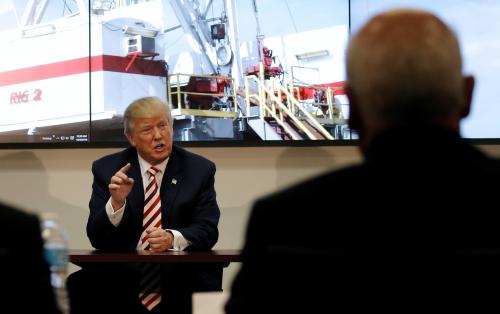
[{"xmin": 109, "ymin": 163, "xmax": 134, "ymax": 211}]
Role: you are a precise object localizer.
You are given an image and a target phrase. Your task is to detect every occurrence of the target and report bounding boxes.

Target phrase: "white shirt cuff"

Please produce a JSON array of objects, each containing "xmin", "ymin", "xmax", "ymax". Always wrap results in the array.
[
  {"xmin": 105, "ymin": 198, "xmax": 125, "ymax": 227},
  {"xmin": 166, "ymin": 229, "xmax": 191, "ymax": 251}
]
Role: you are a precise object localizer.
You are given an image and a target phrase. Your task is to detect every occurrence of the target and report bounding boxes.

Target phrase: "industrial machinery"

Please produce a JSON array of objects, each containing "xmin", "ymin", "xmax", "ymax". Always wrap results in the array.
[{"xmin": 0, "ymin": 0, "xmax": 350, "ymax": 142}]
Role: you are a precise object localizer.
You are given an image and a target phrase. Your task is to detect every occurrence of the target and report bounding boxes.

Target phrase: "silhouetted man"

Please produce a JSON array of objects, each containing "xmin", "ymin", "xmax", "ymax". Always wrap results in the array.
[
  {"xmin": 0, "ymin": 201, "xmax": 60, "ymax": 314},
  {"xmin": 226, "ymin": 9, "xmax": 500, "ymax": 313}
]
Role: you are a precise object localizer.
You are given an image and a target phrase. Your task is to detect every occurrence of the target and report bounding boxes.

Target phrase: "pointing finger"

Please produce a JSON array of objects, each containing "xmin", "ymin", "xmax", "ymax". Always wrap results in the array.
[{"xmin": 119, "ymin": 163, "xmax": 131, "ymax": 174}]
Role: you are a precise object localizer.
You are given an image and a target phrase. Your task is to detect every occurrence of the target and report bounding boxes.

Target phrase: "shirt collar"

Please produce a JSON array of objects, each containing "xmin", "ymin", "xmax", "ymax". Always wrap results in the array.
[{"xmin": 137, "ymin": 154, "xmax": 169, "ymax": 177}]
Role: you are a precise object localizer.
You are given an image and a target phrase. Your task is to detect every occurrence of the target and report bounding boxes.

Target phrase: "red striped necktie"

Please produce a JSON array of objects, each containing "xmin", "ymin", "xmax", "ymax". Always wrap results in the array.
[{"xmin": 139, "ymin": 166, "xmax": 162, "ymax": 311}]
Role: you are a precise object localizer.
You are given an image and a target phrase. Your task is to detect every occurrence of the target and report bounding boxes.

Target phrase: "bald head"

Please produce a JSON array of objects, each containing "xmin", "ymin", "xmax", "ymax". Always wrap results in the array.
[{"xmin": 346, "ymin": 9, "xmax": 473, "ymax": 139}]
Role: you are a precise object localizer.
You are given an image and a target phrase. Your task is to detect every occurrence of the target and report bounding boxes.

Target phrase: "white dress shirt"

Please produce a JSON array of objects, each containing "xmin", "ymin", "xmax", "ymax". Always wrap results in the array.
[{"xmin": 105, "ymin": 154, "xmax": 191, "ymax": 251}]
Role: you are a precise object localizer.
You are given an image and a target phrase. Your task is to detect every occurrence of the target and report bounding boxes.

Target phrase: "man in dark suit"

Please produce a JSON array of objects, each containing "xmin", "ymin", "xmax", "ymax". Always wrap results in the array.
[
  {"xmin": 225, "ymin": 9, "xmax": 500, "ymax": 313},
  {"xmin": 0, "ymin": 202, "xmax": 60, "ymax": 314},
  {"xmin": 68, "ymin": 97, "xmax": 220, "ymax": 314}
]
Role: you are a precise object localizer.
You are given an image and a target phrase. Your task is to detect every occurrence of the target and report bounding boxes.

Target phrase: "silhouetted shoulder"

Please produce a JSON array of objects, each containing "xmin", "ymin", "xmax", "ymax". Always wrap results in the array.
[
  {"xmin": 477, "ymin": 154, "xmax": 500, "ymax": 176},
  {"xmin": 0, "ymin": 201, "xmax": 38, "ymax": 230},
  {"xmin": 0, "ymin": 202, "xmax": 60, "ymax": 314},
  {"xmin": 256, "ymin": 164, "xmax": 364, "ymax": 206}
]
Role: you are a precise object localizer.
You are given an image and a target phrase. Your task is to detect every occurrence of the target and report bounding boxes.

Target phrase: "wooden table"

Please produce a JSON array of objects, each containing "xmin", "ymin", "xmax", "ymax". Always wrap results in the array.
[
  {"xmin": 68, "ymin": 250, "xmax": 240, "ymax": 312},
  {"xmin": 69, "ymin": 249, "xmax": 241, "ymax": 266}
]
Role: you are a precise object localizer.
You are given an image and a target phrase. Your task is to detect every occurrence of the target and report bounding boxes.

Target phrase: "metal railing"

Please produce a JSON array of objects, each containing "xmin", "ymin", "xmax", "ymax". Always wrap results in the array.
[
  {"xmin": 289, "ymin": 65, "xmax": 345, "ymax": 123},
  {"xmin": 272, "ymin": 79, "xmax": 334, "ymax": 140},
  {"xmin": 244, "ymin": 75, "xmax": 304, "ymax": 140},
  {"xmin": 167, "ymin": 73, "xmax": 238, "ymax": 118},
  {"xmin": 242, "ymin": 63, "xmax": 334, "ymax": 140}
]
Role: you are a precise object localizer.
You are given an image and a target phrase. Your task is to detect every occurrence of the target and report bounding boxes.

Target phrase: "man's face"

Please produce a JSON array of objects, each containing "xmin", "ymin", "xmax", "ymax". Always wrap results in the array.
[{"xmin": 127, "ymin": 115, "xmax": 173, "ymax": 165}]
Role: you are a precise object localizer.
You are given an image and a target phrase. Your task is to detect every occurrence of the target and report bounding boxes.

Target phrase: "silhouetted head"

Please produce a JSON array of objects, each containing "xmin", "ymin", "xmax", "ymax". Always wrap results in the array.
[{"xmin": 346, "ymin": 9, "xmax": 474, "ymax": 151}]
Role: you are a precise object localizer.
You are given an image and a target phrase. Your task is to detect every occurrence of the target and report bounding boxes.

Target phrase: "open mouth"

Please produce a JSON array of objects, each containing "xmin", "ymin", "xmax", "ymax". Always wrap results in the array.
[{"xmin": 154, "ymin": 143, "xmax": 165, "ymax": 151}]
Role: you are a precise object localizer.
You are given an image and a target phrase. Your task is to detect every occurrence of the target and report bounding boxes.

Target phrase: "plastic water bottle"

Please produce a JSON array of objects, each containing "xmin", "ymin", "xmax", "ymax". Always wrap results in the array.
[{"xmin": 41, "ymin": 213, "xmax": 69, "ymax": 314}]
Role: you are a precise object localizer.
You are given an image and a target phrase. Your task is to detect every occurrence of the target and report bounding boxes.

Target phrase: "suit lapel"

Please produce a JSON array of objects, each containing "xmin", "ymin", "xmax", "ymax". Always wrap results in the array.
[{"xmin": 160, "ymin": 147, "xmax": 183, "ymax": 225}]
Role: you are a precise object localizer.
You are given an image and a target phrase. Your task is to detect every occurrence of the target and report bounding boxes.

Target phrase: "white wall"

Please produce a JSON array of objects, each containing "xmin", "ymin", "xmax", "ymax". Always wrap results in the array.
[
  {"xmin": 0, "ymin": 145, "xmax": 361, "ymax": 289},
  {"xmin": 0, "ymin": 144, "xmax": 499, "ymax": 290}
]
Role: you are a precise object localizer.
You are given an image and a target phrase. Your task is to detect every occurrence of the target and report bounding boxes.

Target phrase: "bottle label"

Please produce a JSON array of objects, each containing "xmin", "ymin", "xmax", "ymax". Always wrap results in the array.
[{"xmin": 44, "ymin": 246, "xmax": 68, "ymax": 269}]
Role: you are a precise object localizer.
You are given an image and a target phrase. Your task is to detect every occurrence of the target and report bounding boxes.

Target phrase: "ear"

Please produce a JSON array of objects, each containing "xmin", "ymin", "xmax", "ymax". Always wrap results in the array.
[
  {"xmin": 126, "ymin": 132, "xmax": 136, "ymax": 147},
  {"xmin": 346, "ymin": 84, "xmax": 363, "ymax": 133},
  {"xmin": 461, "ymin": 75, "xmax": 475, "ymax": 119}
]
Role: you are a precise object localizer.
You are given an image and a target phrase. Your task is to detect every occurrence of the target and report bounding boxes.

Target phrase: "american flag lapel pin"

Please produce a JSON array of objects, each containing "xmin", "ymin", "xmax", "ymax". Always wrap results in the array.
[{"xmin": 172, "ymin": 178, "xmax": 177, "ymax": 185}]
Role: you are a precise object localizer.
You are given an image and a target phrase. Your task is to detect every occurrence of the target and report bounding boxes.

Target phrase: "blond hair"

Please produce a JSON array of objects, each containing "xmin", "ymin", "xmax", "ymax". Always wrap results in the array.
[{"xmin": 123, "ymin": 97, "xmax": 173, "ymax": 134}]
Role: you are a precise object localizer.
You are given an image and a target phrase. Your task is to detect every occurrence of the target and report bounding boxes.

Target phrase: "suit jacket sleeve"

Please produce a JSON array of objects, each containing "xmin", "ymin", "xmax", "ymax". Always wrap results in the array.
[{"xmin": 87, "ymin": 159, "xmax": 139, "ymax": 250}]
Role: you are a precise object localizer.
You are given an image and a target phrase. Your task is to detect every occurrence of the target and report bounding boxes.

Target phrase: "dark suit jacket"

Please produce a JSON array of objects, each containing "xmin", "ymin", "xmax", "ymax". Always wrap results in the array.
[
  {"xmin": 72, "ymin": 145, "xmax": 221, "ymax": 313},
  {"xmin": 0, "ymin": 202, "xmax": 60, "ymax": 314},
  {"xmin": 226, "ymin": 127, "xmax": 500, "ymax": 313},
  {"xmin": 87, "ymin": 145, "xmax": 220, "ymax": 253}
]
